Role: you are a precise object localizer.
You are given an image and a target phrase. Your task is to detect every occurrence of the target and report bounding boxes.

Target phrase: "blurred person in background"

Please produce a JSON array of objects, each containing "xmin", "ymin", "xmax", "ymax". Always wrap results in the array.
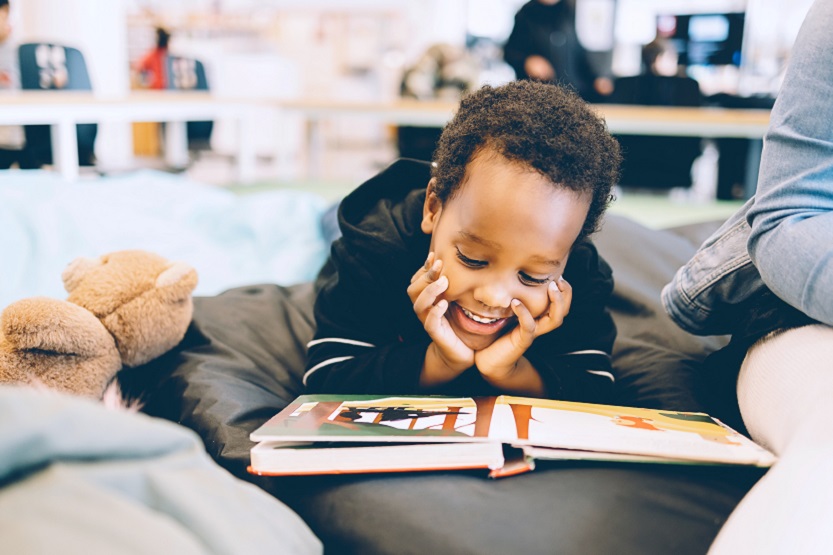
[
  {"xmin": 610, "ymin": 37, "xmax": 701, "ymax": 107},
  {"xmin": 607, "ymin": 37, "xmax": 704, "ymax": 191},
  {"xmin": 503, "ymin": 0, "xmax": 612, "ymax": 102},
  {"xmin": 134, "ymin": 27, "xmax": 170, "ymax": 90}
]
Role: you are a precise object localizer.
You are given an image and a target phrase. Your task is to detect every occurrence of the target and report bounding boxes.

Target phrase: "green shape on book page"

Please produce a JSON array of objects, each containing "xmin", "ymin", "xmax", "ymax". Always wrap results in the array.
[{"xmin": 317, "ymin": 421, "xmax": 470, "ymax": 438}]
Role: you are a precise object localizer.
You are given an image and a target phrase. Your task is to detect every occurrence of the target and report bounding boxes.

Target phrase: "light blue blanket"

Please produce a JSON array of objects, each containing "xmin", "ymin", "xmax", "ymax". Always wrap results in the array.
[
  {"xmin": 0, "ymin": 169, "xmax": 331, "ymax": 307},
  {"xmin": 0, "ymin": 385, "xmax": 322, "ymax": 553}
]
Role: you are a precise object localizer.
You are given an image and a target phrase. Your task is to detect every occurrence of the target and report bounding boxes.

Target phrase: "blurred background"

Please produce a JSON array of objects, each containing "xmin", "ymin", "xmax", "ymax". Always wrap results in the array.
[
  {"xmin": 0, "ymin": 0, "xmax": 815, "ymax": 197},
  {"xmin": 0, "ymin": 0, "xmax": 819, "ymax": 307}
]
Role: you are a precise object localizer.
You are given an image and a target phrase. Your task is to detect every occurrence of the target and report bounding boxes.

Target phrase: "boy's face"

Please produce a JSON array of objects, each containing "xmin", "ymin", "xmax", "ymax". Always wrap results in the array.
[{"xmin": 421, "ymin": 150, "xmax": 589, "ymax": 351}]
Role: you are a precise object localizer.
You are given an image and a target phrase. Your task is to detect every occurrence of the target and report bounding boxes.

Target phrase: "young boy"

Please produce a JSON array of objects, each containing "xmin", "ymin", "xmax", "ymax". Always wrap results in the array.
[{"xmin": 306, "ymin": 80, "xmax": 621, "ymax": 401}]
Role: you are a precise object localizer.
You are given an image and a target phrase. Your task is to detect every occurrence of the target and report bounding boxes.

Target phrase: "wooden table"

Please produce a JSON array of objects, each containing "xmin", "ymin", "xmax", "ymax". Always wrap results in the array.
[
  {"xmin": 279, "ymin": 98, "xmax": 771, "ymax": 137},
  {"xmin": 596, "ymin": 104, "xmax": 770, "ymax": 138}
]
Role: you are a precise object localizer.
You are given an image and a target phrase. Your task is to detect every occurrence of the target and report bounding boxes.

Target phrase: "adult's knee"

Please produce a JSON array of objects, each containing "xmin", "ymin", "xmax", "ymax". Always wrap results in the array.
[{"xmin": 737, "ymin": 324, "xmax": 833, "ymax": 454}]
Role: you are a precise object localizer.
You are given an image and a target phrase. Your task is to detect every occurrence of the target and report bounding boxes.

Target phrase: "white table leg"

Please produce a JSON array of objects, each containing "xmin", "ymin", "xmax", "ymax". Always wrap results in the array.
[
  {"xmin": 52, "ymin": 118, "xmax": 79, "ymax": 181},
  {"xmin": 236, "ymin": 107, "xmax": 256, "ymax": 183},
  {"xmin": 165, "ymin": 121, "xmax": 190, "ymax": 169},
  {"xmin": 307, "ymin": 117, "xmax": 322, "ymax": 180}
]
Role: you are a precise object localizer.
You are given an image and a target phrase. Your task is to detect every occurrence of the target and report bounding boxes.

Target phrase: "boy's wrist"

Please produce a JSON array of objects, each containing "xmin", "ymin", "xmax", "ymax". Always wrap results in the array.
[
  {"xmin": 479, "ymin": 357, "xmax": 546, "ymax": 397},
  {"xmin": 428, "ymin": 342, "xmax": 471, "ymax": 374},
  {"xmin": 478, "ymin": 358, "xmax": 522, "ymax": 382},
  {"xmin": 419, "ymin": 342, "xmax": 470, "ymax": 388}
]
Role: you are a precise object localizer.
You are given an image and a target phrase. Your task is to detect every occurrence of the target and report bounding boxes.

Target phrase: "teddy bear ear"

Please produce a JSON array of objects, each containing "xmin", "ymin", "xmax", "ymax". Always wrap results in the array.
[
  {"xmin": 156, "ymin": 261, "xmax": 199, "ymax": 299},
  {"xmin": 62, "ymin": 256, "xmax": 103, "ymax": 293}
]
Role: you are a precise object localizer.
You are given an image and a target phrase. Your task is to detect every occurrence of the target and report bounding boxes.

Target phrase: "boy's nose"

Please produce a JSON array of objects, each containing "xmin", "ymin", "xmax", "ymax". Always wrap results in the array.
[{"xmin": 473, "ymin": 281, "xmax": 513, "ymax": 310}]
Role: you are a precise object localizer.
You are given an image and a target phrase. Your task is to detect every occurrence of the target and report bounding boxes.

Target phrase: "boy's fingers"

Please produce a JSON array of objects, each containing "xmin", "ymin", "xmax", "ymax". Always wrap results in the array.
[
  {"xmin": 406, "ymin": 278, "xmax": 421, "ymax": 300},
  {"xmin": 410, "ymin": 252, "xmax": 435, "ymax": 284},
  {"xmin": 556, "ymin": 276, "xmax": 572, "ymax": 304},
  {"xmin": 407, "ymin": 260, "xmax": 444, "ymax": 304},
  {"xmin": 547, "ymin": 281, "xmax": 564, "ymax": 323},
  {"xmin": 423, "ymin": 300, "xmax": 449, "ymax": 336},
  {"xmin": 509, "ymin": 299, "xmax": 537, "ymax": 350},
  {"xmin": 426, "ymin": 258, "xmax": 443, "ymax": 281},
  {"xmin": 511, "ymin": 299, "xmax": 536, "ymax": 335},
  {"xmin": 544, "ymin": 278, "xmax": 570, "ymax": 327},
  {"xmin": 425, "ymin": 251, "xmax": 435, "ymax": 270},
  {"xmin": 410, "ymin": 258, "xmax": 442, "ymax": 285},
  {"xmin": 412, "ymin": 275, "xmax": 448, "ymax": 316},
  {"xmin": 409, "ymin": 265, "xmax": 427, "ymax": 284},
  {"xmin": 407, "ymin": 273, "xmax": 426, "ymax": 297},
  {"xmin": 554, "ymin": 277, "xmax": 572, "ymax": 318}
]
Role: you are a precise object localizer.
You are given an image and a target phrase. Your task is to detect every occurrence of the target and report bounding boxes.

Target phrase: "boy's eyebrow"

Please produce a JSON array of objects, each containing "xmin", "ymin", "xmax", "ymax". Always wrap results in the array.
[
  {"xmin": 528, "ymin": 255, "xmax": 561, "ymax": 268},
  {"xmin": 458, "ymin": 231, "xmax": 561, "ymax": 267},
  {"xmin": 458, "ymin": 231, "xmax": 500, "ymax": 250}
]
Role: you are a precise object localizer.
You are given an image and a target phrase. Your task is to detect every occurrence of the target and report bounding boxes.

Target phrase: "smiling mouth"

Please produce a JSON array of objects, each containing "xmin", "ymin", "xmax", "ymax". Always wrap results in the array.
[
  {"xmin": 460, "ymin": 306, "xmax": 503, "ymax": 324},
  {"xmin": 448, "ymin": 303, "xmax": 513, "ymax": 342}
]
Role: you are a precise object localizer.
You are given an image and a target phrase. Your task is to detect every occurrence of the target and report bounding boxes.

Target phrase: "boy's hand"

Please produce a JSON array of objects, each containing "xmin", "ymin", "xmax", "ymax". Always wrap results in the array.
[
  {"xmin": 408, "ymin": 253, "xmax": 474, "ymax": 371},
  {"xmin": 475, "ymin": 277, "xmax": 572, "ymax": 381}
]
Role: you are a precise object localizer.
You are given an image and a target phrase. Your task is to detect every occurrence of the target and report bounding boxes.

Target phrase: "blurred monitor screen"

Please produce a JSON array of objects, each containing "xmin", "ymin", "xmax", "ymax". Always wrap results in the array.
[{"xmin": 657, "ymin": 13, "xmax": 745, "ymax": 67}]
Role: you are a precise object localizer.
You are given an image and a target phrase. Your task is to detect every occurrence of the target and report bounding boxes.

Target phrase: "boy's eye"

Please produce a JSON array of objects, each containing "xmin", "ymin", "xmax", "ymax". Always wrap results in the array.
[
  {"xmin": 456, "ymin": 248, "xmax": 487, "ymax": 269},
  {"xmin": 519, "ymin": 272, "xmax": 551, "ymax": 286}
]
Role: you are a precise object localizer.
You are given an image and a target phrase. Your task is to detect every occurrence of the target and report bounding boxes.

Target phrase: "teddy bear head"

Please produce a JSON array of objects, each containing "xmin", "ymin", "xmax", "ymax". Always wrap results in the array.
[
  {"xmin": 0, "ymin": 250, "xmax": 197, "ymax": 398},
  {"xmin": 63, "ymin": 250, "xmax": 198, "ymax": 367}
]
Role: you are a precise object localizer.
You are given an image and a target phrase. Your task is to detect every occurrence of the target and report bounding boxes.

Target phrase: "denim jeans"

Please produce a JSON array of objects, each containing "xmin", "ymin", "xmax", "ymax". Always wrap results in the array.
[{"xmin": 661, "ymin": 199, "xmax": 766, "ymax": 335}]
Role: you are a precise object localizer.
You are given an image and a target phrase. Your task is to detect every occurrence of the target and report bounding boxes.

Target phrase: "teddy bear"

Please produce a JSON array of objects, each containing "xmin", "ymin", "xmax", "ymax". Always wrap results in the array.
[{"xmin": 0, "ymin": 250, "xmax": 198, "ymax": 398}]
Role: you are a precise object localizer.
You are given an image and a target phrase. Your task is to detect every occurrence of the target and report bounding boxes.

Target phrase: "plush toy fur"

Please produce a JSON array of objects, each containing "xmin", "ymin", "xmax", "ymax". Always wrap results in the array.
[{"xmin": 0, "ymin": 250, "xmax": 197, "ymax": 398}]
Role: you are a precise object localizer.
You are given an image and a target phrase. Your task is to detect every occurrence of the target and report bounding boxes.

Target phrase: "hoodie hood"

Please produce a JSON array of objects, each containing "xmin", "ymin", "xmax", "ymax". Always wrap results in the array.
[{"xmin": 337, "ymin": 158, "xmax": 433, "ymax": 260}]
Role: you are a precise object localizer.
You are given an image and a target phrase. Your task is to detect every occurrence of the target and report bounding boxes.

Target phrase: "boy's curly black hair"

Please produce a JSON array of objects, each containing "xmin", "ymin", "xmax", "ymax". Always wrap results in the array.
[{"xmin": 431, "ymin": 80, "xmax": 621, "ymax": 240}]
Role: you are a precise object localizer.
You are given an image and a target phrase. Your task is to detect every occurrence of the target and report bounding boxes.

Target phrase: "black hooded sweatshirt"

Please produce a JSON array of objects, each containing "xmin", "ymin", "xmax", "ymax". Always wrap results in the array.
[{"xmin": 305, "ymin": 159, "xmax": 617, "ymax": 402}]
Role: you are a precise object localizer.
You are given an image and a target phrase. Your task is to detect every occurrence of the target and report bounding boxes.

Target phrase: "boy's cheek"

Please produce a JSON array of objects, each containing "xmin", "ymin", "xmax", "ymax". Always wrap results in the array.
[
  {"xmin": 437, "ymin": 280, "xmax": 456, "ymax": 303},
  {"xmin": 525, "ymin": 292, "xmax": 551, "ymax": 319}
]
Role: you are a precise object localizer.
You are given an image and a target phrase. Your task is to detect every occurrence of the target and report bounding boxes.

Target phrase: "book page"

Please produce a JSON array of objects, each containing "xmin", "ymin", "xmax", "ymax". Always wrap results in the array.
[
  {"xmin": 494, "ymin": 396, "xmax": 775, "ymax": 465},
  {"xmin": 251, "ymin": 395, "xmax": 495, "ymax": 443}
]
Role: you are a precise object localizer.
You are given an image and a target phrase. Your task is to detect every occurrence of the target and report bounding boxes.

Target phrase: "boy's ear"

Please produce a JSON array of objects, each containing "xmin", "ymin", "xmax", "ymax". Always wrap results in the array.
[{"xmin": 421, "ymin": 178, "xmax": 442, "ymax": 235}]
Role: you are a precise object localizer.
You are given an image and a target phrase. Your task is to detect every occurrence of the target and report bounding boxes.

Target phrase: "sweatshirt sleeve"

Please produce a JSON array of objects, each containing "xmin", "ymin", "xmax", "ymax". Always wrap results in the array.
[
  {"xmin": 304, "ymin": 240, "xmax": 429, "ymax": 394},
  {"xmin": 747, "ymin": 0, "xmax": 833, "ymax": 327},
  {"xmin": 525, "ymin": 240, "xmax": 617, "ymax": 404}
]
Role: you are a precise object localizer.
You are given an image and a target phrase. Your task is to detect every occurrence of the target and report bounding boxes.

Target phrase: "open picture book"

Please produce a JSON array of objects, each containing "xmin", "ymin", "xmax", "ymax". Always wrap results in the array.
[{"xmin": 249, "ymin": 395, "xmax": 776, "ymax": 478}]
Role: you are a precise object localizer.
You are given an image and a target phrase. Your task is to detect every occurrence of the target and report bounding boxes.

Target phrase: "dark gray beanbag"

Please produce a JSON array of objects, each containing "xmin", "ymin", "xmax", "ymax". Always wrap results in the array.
[{"xmin": 120, "ymin": 215, "xmax": 761, "ymax": 555}]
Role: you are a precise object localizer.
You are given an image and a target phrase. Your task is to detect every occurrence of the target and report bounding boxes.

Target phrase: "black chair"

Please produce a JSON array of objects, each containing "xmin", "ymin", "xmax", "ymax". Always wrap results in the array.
[
  {"xmin": 166, "ymin": 56, "xmax": 213, "ymax": 151},
  {"xmin": 609, "ymin": 74, "xmax": 704, "ymax": 190},
  {"xmin": 17, "ymin": 43, "xmax": 97, "ymax": 168}
]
